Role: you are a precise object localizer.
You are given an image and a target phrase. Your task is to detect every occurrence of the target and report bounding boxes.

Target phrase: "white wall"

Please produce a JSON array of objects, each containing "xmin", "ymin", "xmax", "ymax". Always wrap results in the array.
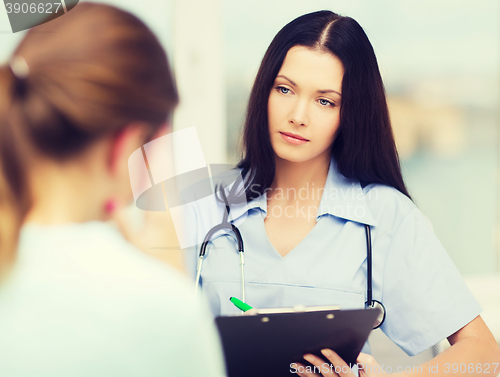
[{"xmin": 172, "ymin": 0, "xmax": 226, "ymax": 165}]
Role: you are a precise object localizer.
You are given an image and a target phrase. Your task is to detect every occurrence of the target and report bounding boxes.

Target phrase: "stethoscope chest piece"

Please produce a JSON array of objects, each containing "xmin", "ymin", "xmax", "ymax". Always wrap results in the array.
[{"xmin": 366, "ymin": 299, "xmax": 386, "ymax": 329}]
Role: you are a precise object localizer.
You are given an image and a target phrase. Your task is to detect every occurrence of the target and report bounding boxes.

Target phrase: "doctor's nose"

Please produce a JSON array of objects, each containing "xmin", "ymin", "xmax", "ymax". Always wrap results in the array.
[{"xmin": 288, "ymin": 102, "xmax": 309, "ymax": 126}]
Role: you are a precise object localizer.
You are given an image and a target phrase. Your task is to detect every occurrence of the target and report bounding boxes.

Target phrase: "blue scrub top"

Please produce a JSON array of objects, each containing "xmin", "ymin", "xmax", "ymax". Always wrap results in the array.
[{"xmin": 180, "ymin": 159, "xmax": 482, "ymax": 356}]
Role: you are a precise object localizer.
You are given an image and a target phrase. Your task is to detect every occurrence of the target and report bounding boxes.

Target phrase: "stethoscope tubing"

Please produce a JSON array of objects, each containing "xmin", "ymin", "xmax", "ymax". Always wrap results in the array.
[
  {"xmin": 365, "ymin": 224, "xmax": 373, "ymax": 306},
  {"xmin": 194, "ymin": 225, "xmax": 246, "ymax": 302},
  {"xmin": 195, "ymin": 186, "xmax": 246, "ymax": 302}
]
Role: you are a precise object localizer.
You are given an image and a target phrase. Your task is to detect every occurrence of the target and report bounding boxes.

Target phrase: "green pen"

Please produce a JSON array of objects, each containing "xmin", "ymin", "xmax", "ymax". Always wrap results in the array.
[{"xmin": 230, "ymin": 297, "xmax": 253, "ymax": 312}]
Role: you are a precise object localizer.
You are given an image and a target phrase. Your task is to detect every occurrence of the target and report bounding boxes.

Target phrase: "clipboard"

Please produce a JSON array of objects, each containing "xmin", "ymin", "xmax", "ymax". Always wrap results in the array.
[{"xmin": 215, "ymin": 306, "xmax": 380, "ymax": 377}]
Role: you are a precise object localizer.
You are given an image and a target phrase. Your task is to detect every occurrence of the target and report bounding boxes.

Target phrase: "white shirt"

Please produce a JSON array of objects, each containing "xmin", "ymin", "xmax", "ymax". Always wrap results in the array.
[
  {"xmin": 0, "ymin": 221, "xmax": 226, "ymax": 377},
  {"xmin": 181, "ymin": 159, "xmax": 482, "ymax": 356}
]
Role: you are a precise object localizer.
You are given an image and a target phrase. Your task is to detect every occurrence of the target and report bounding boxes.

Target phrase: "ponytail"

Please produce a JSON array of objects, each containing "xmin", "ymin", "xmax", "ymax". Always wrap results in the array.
[{"xmin": 0, "ymin": 65, "xmax": 31, "ymax": 279}]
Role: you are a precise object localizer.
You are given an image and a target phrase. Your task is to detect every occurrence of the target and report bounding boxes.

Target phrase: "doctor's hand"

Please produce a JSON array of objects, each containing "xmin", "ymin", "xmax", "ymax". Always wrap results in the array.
[{"xmin": 293, "ymin": 350, "xmax": 388, "ymax": 377}]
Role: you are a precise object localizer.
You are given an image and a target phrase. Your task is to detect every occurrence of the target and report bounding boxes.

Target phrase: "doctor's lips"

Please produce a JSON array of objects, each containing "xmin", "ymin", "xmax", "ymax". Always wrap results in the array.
[{"xmin": 279, "ymin": 131, "xmax": 310, "ymax": 145}]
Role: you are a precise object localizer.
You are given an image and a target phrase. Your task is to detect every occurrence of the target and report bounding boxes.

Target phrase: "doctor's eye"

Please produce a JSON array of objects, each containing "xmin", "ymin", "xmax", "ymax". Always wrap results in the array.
[
  {"xmin": 318, "ymin": 98, "xmax": 335, "ymax": 107},
  {"xmin": 276, "ymin": 86, "xmax": 291, "ymax": 95}
]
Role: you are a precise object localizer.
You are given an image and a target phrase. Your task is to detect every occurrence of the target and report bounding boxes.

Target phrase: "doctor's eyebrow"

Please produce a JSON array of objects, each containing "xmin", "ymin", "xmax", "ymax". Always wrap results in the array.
[
  {"xmin": 276, "ymin": 74, "xmax": 342, "ymax": 96},
  {"xmin": 318, "ymin": 89, "xmax": 342, "ymax": 96},
  {"xmin": 276, "ymin": 74, "xmax": 297, "ymax": 86}
]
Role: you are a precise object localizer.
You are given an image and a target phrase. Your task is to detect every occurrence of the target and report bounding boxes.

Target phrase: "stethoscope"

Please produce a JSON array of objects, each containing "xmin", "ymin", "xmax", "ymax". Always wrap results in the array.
[{"xmin": 194, "ymin": 185, "xmax": 387, "ymax": 329}]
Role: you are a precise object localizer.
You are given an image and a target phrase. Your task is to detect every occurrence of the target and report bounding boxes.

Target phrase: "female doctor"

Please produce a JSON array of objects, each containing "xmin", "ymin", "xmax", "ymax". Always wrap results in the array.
[{"xmin": 183, "ymin": 10, "xmax": 500, "ymax": 376}]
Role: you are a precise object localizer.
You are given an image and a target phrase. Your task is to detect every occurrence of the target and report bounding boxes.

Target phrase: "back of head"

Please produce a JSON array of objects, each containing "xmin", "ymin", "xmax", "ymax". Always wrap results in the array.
[
  {"xmin": 239, "ymin": 10, "xmax": 410, "ymax": 200},
  {"xmin": 0, "ymin": 3, "xmax": 178, "ymax": 276}
]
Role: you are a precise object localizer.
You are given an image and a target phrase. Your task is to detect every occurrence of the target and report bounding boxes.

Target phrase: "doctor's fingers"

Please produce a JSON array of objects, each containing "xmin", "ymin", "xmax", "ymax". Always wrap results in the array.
[
  {"xmin": 294, "ymin": 361, "xmax": 338, "ymax": 377},
  {"xmin": 297, "ymin": 350, "xmax": 355, "ymax": 377},
  {"xmin": 356, "ymin": 353, "xmax": 387, "ymax": 377}
]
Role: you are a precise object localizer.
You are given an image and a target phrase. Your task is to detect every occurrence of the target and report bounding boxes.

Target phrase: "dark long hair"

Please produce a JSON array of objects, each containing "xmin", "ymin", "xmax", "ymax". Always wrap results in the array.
[
  {"xmin": 237, "ymin": 10, "xmax": 410, "ymax": 200},
  {"xmin": 0, "ymin": 3, "xmax": 178, "ymax": 277}
]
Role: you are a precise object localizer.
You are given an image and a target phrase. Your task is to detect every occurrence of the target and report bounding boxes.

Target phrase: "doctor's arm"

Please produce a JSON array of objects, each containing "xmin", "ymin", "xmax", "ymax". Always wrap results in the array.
[
  {"xmin": 295, "ymin": 315, "xmax": 500, "ymax": 377},
  {"xmin": 418, "ymin": 315, "xmax": 500, "ymax": 377}
]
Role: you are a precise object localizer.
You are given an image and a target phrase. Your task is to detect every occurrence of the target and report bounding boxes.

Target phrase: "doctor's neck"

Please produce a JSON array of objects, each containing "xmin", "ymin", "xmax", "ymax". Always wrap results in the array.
[{"xmin": 271, "ymin": 154, "xmax": 330, "ymax": 192}]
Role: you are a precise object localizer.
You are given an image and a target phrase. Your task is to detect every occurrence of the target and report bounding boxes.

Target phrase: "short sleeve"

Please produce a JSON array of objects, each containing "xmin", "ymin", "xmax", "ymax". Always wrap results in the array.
[{"xmin": 380, "ymin": 208, "xmax": 482, "ymax": 356}]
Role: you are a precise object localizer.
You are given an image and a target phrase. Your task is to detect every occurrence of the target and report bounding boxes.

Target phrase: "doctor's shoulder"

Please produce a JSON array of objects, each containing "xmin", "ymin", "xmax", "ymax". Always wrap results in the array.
[{"xmin": 362, "ymin": 182, "xmax": 431, "ymax": 234}]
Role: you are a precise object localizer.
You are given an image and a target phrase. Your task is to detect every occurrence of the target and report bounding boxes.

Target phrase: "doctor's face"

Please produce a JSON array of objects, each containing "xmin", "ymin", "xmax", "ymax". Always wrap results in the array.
[{"xmin": 267, "ymin": 45, "xmax": 343, "ymax": 164}]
